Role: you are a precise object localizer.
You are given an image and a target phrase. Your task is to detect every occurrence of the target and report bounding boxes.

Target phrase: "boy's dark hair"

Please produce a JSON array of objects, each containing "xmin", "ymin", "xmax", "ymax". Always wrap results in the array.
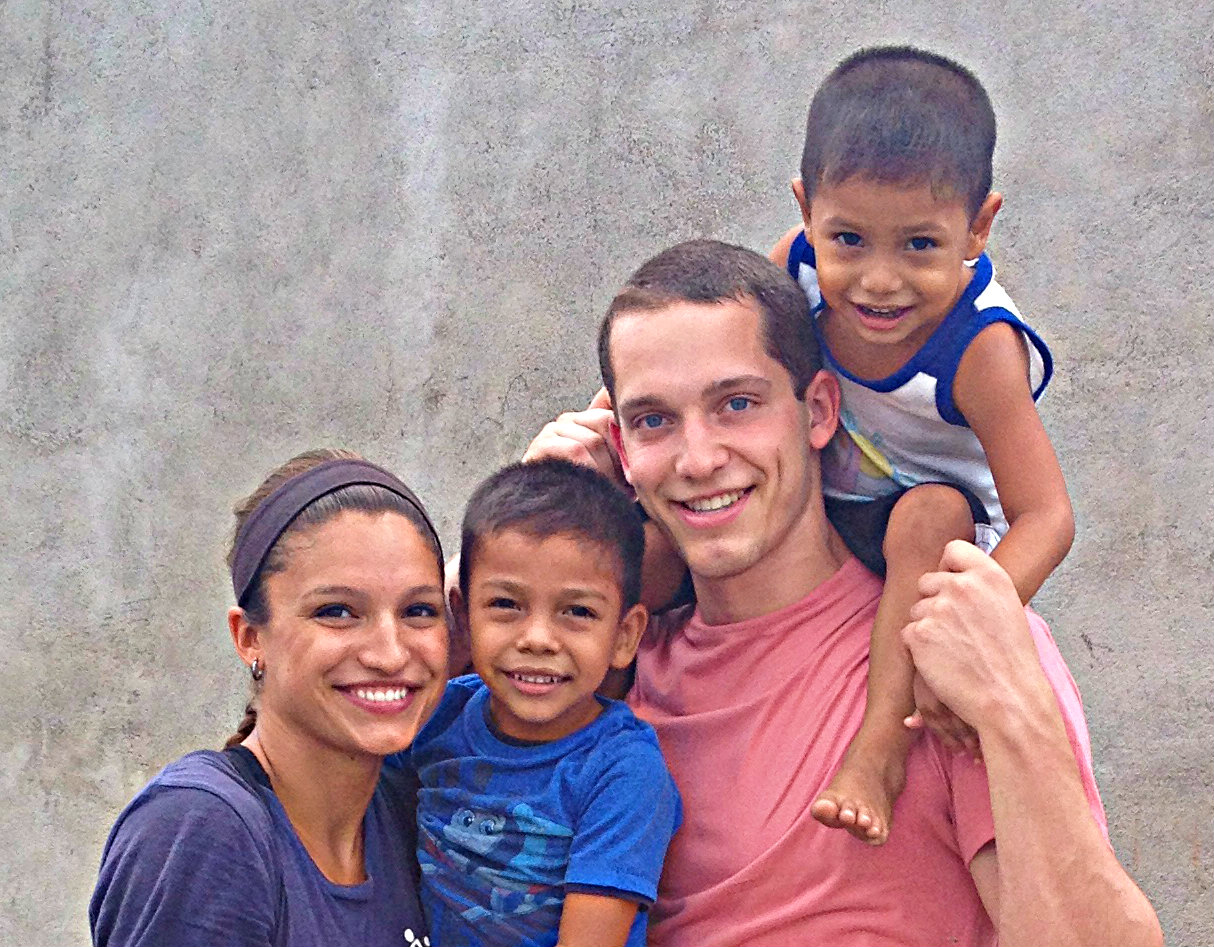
[
  {"xmin": 459, "ymin": 459, "xmax": 645, "ymax": 611},
  {"xmin": 800, "ymin": 45, "xmax": 996, "ymax": 219},
  {"xmin": 597, "ymin": 239, "xmax": 819, "ymax": 401}
]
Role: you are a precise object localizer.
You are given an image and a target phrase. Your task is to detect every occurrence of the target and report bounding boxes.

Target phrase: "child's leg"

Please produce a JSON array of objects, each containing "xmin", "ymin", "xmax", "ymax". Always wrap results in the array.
[{"xmin": 811, "ymin": 484, "xmax": 976, "ymax": 844}]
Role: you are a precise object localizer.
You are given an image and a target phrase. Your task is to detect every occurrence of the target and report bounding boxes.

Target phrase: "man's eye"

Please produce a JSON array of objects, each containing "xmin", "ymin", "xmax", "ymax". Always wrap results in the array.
[
  {"xmin": 725, "ymin": 396, "xmax": 752, "ymax": 413},
  {"xmin": 835, "ymin": 231, "xmax": 862, "ymax": 247},
  {"xmin": 636, "ymin": 413, "xmax": 666, "ymax": 430},
  {"xmin": 315, "ymin": 604, "xmax": 354, "ymax": 620},
  {"xmin": 908, "ymin": 236, "xmax": 936, "ymax": 251},
  {"xmin": 404, "ymin": 602, "xmax": 439, "ymax": 619}
]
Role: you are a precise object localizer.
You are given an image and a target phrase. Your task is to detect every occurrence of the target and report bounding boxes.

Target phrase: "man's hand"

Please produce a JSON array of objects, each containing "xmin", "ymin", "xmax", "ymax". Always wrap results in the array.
[
  {"xmin": 522, "ymin": 387, "xmax": 625, "ymax": 487},
  {"xmin": 902, "ymin": 541, "xmax": 1055, "ymax": 735},
  {"xmin": 906, "ymin": 672, "xmax": 982, "ymax": 759}
]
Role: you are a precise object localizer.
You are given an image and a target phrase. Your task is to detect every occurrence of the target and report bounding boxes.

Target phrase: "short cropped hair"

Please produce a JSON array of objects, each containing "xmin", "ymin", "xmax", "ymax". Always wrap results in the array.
[
  {"xmin": 597, "ymin": 239, "xmax": 819, "ymax": 401},
  {"xmin": 800, "ymin": 45, "xmax": 996, "ymax": 219},
  {"xmin": 459, "ymin": 459, "xmax": 645, "ymax": 611}
]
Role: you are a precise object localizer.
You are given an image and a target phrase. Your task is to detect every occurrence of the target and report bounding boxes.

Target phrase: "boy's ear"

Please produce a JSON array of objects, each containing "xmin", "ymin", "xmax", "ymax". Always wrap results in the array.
[
  {"xmin": 804, "ymin": 369, "xmax": 841, "ymax": 450},
  {"xmin": 791, "ymin": 177, "xmax": 813, "ymax": 231},
  {"xmin": 967, "ymin": 191, "xmax": 1003, "ymax": 259},
  {"xmin": 446, "ymin": 582, "xmax": 473, "ymax": 678},
  {"xmin": 608, "ymin": 418, "xmax": 632, "ymax": 486},
  {"xmin": 609, "ymin": 603, "xmax": 649, "ymax": 670},
  {"xmin": 229, "ymin": 606, "xmax": 262, "ymax": 671}
]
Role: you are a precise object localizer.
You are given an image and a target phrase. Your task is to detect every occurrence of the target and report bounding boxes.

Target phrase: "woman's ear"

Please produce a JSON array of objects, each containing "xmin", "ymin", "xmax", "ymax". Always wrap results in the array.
[
  {"xmin": 229, "ymin": 606, "xmax": 262, "ymax": 671},
  {"xmin": 610, "ymin": 603, "xmax": 649, "ymax": 670}
]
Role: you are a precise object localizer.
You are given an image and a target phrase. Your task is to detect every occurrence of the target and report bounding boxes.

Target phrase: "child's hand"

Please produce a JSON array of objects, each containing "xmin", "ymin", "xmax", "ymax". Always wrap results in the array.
[
  {"xmin": 522, "ymin": 388, "xmax": 626, "ymax": 487},
  {"xmin": 906, "ymin": 672, "xmax": 982, "ymax": 760}
]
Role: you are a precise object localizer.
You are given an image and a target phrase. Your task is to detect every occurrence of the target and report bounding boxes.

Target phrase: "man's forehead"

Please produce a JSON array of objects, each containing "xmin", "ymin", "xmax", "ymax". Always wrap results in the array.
[{"xmin": 609, "ymin": 297, "xmax": 771, "ymax": 394}]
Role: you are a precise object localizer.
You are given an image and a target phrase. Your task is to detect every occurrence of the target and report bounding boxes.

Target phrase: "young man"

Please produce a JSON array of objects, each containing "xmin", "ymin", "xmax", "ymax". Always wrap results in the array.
[{"xmin": 524, "ymin": 239, "xmax": 1161, "ymax": 946}]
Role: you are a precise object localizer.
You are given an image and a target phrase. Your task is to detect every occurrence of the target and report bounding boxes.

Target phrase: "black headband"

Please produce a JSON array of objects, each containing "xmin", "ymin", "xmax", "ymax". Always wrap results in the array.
[{"xmin": 230, "ymin": 459, "xmax": 441, "ymax": 604}]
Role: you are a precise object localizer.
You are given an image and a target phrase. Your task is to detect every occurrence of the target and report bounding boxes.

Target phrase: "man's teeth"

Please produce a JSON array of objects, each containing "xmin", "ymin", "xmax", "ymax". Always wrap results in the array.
[
  {"xmin": 685, "ymin": 490, "xmax": 745, "ymax": 512},
  {"xmin": 354, "ymin": 687, "xmax": 409, "ymax": 702}
]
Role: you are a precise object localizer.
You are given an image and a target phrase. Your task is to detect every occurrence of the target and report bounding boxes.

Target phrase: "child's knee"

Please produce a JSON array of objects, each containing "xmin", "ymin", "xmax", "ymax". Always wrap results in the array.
[{"xmin": 884, "ymin": 485, "xmax": 976, "ymax": 558}]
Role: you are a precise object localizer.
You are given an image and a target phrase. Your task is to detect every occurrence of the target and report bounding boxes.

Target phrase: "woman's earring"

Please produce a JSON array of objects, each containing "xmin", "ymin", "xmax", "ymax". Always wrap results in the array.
[{"xmin": 250, "ymin": 658, "xmax": 264, "ymax": 681}]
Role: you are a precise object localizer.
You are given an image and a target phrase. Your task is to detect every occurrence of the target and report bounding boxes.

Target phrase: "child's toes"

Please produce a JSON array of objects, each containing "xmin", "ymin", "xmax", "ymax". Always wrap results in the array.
[{"xmin": 810, "ymin": 794, "xmax": 843, "ymax": 827}]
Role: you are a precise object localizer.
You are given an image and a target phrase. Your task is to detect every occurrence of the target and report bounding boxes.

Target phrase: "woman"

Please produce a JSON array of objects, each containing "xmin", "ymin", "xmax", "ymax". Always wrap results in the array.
[{"xmin": 90, "ymin": 449, "xmax": 447, "ymax": 947}]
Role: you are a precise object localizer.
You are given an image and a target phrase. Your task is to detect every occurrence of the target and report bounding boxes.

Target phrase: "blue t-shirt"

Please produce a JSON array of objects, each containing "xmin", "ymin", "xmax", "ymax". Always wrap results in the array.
[
  {"xmin": 408, "ymin": 675, "xmax": 682, "ymax": 947},
  {"xmin": 89, "ymin": 749, "xmax": 428, "ymax": 947}
]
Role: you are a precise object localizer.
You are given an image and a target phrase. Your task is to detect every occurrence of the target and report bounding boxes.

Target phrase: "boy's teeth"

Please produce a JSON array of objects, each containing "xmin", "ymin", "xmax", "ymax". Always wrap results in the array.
[
  {"xmin": 354, "ymin": 687, "xmax": 408, "ymax": 702},
  {"xmin": 513, "ymin": 673, "xmax": 561, "ymax": 684},
  {"xmin": 685, "ymin": 490, "xmax": 745, "ymax": 512}
]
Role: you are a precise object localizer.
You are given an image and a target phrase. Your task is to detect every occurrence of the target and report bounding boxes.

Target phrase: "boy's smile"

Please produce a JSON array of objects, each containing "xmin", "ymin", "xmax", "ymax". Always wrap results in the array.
[
  {"xmin": 465, "ymin": 529, "xmax": 645, "ymax": 743},
  {"xmin": 801, "ymin": 176, "xmax": 1000, "ymax": 377}
]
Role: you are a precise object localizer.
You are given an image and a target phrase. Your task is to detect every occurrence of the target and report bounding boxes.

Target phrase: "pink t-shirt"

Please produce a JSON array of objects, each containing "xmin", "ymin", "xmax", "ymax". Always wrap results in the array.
[{"xmin": 628, "ymin": 556, "xmax": 1107, "ymax": 947}]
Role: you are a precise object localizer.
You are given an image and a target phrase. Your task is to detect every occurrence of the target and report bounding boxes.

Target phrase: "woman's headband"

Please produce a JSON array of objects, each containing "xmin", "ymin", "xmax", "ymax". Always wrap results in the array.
[{"xmin": 230, "ymin": 459, "xmax": 441, "ymax": 604}]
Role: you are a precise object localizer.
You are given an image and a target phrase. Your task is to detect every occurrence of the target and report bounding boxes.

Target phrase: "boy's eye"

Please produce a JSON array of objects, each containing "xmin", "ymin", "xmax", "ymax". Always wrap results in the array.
[
  {"xmin": 315, "ymin": 603, "xmax": 354, "ymax": 620},
  {"xmin": 566, "ymin": 604, "xmax": 598, "ymax": 620},
  {"xmin": 908, "ymin": 236, "xmax": 936, "ymax": 251},
  {"xmin": 834, "ymin": 231, "xmax": 862, "ymax": 247},
  {"xmin": 488, "ymin": 597, "xmax": 519, "ymax": 611}
]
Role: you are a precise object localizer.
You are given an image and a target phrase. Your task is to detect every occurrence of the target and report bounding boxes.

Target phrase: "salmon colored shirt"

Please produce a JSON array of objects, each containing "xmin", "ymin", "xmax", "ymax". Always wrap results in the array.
[{"xmin": 629, "ymin": 556, "xmax": 1107, "ymax": 947}]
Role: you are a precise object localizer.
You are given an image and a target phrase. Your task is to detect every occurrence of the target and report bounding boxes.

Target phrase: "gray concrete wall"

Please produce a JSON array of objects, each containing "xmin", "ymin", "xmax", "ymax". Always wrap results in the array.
[{"xmin": 2, "ymin": 1, "xmax": 1210, "ymax": 943}]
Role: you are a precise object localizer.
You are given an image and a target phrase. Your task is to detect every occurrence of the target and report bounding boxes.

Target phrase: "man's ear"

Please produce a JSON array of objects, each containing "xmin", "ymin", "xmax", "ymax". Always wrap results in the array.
[
  {"xmin": 608, "ymin": 418, "xmax": 632, "ymax": 486},
  {"xmin": 610, "ymin": 603, "xmax": 649, "ymax": 670},
  {"xmin": 966, "ymin": 191, "xmax": 1002, "ymax": 259},
  {"xmin": 804, "ymin": 369, "xmax": 841, "ymax": 449},
  {"xmin": 791, "ymin": 177, "xmax": 813, "ymax": 233},
  {"xmin": 229, "ymin": 606, "xmax": 262, "ymax": 670}
]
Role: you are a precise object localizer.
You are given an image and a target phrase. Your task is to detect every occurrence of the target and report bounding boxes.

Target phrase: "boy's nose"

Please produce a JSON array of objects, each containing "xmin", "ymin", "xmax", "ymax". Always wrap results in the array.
[
  {"xmin": 858, "ymin": 258, "xmax": 903, "ymax": 296},
  {"xmin": 516, "ymin": 618, "xmax": 560, "ymax": 653}
]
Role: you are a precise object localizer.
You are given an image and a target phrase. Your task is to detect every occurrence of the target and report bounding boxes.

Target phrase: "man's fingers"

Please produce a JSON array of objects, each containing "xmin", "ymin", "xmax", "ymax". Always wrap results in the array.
[
  {"xmin": 588, "ymin": 386, "xmax": 613, "ymax": 411},
  {"xmin": 522, "ymin": 410, "xmax": 621, "ymax": 481}
]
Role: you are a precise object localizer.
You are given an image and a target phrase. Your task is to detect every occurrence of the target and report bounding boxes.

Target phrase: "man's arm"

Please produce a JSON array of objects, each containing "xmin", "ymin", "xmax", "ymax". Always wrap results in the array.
[{"xmin": 904, "ymin": 541, "xmax": 1162, "ymax": 947}]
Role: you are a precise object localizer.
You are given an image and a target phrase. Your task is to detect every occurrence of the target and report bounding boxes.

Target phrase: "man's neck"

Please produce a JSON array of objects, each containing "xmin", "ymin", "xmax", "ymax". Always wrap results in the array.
[{"xmin": 692, "ymin": 503, "xmax": 852, "ymax": 626}]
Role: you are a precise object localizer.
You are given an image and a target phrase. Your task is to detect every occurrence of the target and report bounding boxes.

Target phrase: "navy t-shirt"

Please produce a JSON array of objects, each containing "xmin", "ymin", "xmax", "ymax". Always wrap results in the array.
[
  {"xmin": 404, "ymin": 675, "xmax": 682, "ymax": 947},
  {"xmin": 89, "ymin": 749, "xmax": 428, "ymax": 947}
]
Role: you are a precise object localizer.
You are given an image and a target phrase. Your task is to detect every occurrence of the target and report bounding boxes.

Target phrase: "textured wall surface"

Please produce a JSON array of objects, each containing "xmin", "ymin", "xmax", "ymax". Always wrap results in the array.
[{"xmin": 2, "ymin": 1, "xmax": 1211, "ymax": 943}]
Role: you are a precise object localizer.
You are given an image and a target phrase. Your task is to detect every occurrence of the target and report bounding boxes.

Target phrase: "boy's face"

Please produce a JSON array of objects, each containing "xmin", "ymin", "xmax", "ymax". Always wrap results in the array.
[
  {"xmin": 799, "ymin": 176, "xmax": 1000, "ymax": 362},
  {"xmin": 464, "ymin": 529, "xmax": 645, "ymax": 743}
]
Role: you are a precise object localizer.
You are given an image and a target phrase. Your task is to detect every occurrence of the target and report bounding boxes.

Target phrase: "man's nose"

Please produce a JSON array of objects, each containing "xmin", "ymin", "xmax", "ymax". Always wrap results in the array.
[{"xmin": 673, "ymin": 415, "xmax": 729, "ymax": 480}]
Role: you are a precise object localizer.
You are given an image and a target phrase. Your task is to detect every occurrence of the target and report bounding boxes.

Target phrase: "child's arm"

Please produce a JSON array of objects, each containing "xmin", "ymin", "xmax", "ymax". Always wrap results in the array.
[
  {"xmin": 953, "ymin": 322, "xmax": 1075, "ymax": 603},
  {"xmin": 557, "ymin": 892, "xmax": 639, "ymax": 947},
  {"xmin": 769, "ymin": 224, "xmax": 803, "ymax": 267}
]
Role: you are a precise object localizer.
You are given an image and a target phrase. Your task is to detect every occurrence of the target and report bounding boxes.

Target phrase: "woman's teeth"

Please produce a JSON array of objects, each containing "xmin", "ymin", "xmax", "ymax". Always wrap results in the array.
[{"xmin": 353, "ymin": 687, "xmax": 409, "ymax": 702}]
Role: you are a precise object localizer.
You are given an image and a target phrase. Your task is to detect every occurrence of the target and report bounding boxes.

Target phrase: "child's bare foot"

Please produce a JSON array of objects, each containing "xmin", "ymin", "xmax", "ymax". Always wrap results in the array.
[{"xmin": 811, "ymin": 732, "xmax": 909, "ymax": 845}]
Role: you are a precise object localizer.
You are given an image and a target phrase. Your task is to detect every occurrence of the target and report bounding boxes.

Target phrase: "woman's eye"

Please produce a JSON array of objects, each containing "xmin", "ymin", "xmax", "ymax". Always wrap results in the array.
[
  {"xmin": 835, "ymin": 231, "xmax": 862, "ymax": 247},
  {"xmin": 908, "ymin": 236, "xmax": 936, "ymax": 251},
  {"xmin": 725, "ymin": 396, "xmax": 752, "ymax": 413},
  {"xmin": 315, "ymin": 603, "xmax": 354, "ymax": 620},
  {"xmin": 404, "ymin": 602, "xmax": 439, "ymax": 619}
]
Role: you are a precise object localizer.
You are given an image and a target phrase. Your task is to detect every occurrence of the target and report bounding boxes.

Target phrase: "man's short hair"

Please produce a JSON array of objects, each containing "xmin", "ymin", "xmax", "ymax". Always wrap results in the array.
[
  {"xmin": 459, "ymin": 458, "xmax": 645, "ymax": 610},
  {"xmin": 800, "ymin": 45, "xmax": 996, "ymax": 219},
  {"xmin": 597, "ymin": 239, "xmax": 819, "ymax": 401}
]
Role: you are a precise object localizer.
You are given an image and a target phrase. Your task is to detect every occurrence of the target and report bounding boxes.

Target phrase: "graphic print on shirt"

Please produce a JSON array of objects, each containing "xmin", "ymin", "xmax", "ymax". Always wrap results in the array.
[
  {"xmin": 419, "ymin": 798, "xmax": 572, "ymax": 943},
  {"xmin": 820, "ymin": 415, "xmax": 900, "ymax": 497}
]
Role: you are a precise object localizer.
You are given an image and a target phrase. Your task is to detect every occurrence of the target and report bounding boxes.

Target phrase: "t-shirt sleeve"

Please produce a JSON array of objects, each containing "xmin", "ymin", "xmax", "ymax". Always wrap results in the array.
[
  {"xmin": 564, "ymin": 730, "xmax": 682, "ymax": 905},
  {"xmin": 90, "ymin": 784, "xmax": 279, "ymax": 947},
  {"xmin": 951, "ymin": 609, "xmax": 1110, "ymax": 865}
]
